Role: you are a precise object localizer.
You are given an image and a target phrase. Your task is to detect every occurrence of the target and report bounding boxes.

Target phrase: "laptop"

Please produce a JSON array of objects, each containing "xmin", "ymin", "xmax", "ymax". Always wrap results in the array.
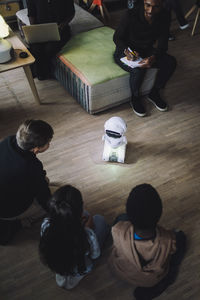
[{"xmin": 22, "ymin": 23, "xmax": 60, "ymax": 44}]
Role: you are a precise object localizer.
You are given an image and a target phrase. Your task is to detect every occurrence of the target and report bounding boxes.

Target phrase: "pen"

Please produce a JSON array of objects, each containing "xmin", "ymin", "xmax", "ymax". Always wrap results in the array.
[{"xmin": 128, "ymin": 47, "xmax": 137, "ymax": 57}]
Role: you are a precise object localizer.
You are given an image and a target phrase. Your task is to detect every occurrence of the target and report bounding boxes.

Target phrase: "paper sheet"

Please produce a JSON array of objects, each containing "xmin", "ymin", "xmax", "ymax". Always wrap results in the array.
[{"xmin": 120, "ymin": 56, "xmax": 142, "ymax": 68}]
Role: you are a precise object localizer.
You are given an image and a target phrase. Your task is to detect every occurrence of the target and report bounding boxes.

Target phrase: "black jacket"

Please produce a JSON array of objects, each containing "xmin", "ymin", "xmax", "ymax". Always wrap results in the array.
[
  {"xmin": 0, "ymin": 136, "xmax": 51, "ymax": 218},
  {"xmin": 27, "ymin": 0, "xmax": 75, "ymax": 25},
  {"xmin": 113, "ymin": 2, "xmax": 170, "ymax": 59}
]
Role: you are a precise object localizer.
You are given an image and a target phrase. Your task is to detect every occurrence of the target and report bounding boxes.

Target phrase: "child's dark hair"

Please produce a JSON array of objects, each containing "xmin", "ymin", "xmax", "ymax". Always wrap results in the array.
[
  {"xmin": 39, "ymin": 185, "xmax": 89, "ymax": 276},
  {"xmin": 126, "ymin": 184, "xmax": 162, "ymax": 229}
]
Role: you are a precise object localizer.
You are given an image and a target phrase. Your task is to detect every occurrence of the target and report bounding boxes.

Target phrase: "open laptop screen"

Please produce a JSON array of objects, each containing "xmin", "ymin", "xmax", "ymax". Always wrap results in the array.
[{"xmin": 22, "ymin": 23, "xmax": 60, "ymax": 44}]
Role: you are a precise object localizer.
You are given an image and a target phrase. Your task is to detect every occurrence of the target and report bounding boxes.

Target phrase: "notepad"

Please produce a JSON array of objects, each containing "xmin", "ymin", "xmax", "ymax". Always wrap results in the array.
[{"xmin": 120, "ymin": 56, "xmax": 142, "ymax": 68}]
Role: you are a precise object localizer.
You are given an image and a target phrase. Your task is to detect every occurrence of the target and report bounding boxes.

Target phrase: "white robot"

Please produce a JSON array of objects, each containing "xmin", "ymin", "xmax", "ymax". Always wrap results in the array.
[{"xmin": 102, "ymin": 116, "xmax": 127, "ymax": 163}]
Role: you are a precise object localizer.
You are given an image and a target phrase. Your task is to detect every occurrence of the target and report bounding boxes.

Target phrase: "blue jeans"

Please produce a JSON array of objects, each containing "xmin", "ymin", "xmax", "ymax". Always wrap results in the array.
[{"xmin": 93, "ymin": 215, "xmax": 110, "ymax": 249}]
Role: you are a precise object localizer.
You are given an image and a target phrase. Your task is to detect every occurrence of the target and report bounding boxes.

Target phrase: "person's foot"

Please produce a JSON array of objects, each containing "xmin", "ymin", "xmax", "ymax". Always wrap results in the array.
[
  {"xmin": 180, "ymin": 23, "xmax": 189, "ymax": 30},
  {"xmin": 168, "ymin": 33, "xmax": 175, "ymax": 41},
  {"xmin": 147, "ymin": 89, "xmax": 168, "ymax": 112},
  {"xmin": 130, "ymin": 96, "xmax": 146, "ymax": 117}
]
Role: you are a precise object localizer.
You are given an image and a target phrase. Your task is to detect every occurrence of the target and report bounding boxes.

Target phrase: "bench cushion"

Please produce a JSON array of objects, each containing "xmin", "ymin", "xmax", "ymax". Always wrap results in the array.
[
  {"xmin": 55, "ymin": 26, "xmax": 157, "ymax": 114},
  {"xmin": 60, "ymin": 26, "xmax": 126, "ymax": 85}
]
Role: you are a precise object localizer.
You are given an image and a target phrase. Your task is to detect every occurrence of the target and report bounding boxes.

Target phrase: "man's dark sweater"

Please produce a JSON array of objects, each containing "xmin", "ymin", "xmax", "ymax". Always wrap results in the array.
[
  {"xmin": 27, "ymin": 0, "xmax": 75, "ymax": 25},
  {"xmin": 113, "ymin": 2, "xmax": 170, "ymax": 59},
  {"xmin": 0, "ymin": 136, "xmax": 51, "ymax": 218}
]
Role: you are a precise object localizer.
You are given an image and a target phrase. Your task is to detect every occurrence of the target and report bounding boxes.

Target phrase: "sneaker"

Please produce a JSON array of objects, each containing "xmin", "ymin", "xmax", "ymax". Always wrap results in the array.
[
  {"xmin": 180, "ymin": 23, "xmax": 189, "ymax": 30},
  {"xmin": 56, "ymin": 273, "xmax": 85, "ymax": 289},
  {"xmin": 147, "ymin": 89, "xmax": 168, "ymax": 112},
  {"xmin": 130, "ymin": 97, "xmax": 146, "ymax": 117},
  {"xmin": 168, "ymin": 33, "xmax": 175, "ymax": 41}
]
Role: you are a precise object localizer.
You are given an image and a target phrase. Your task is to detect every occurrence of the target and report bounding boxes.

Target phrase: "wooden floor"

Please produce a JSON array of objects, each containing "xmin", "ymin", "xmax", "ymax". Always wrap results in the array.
[{"xmin": 0, "ymin": 2, "xmax": 200, "ymax": 299}]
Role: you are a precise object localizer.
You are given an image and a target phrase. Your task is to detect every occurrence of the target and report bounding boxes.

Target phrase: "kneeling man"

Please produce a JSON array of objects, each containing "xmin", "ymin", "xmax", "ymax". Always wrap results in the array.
[{"xmin": 0, "ymin": 119, "xmax": 53, "ymax": 245}]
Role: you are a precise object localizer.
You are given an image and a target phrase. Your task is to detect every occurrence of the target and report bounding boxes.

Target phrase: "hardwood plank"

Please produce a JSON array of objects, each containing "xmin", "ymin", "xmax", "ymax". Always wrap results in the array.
[{"xmin": 0, "ymin": 3, "xmax": 200, "ymax": 299}]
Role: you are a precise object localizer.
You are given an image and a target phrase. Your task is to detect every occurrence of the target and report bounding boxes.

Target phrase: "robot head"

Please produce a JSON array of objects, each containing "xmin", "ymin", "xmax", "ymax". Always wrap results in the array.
[{"xmin": 104, "ymin": 117, "xmax": 127, "ymax": 138}]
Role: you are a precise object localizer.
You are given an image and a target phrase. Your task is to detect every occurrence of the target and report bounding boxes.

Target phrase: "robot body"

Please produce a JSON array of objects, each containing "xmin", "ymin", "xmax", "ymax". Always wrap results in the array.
[{"xmin": 102, "ymin": 117, "xmax": 127, "ymax": 163}]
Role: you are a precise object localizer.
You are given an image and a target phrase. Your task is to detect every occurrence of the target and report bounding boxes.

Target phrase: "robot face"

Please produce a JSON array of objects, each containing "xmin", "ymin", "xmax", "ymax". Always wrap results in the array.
[
  {"xmin": 106, "ymin": 130, "xmax": 122, "ymax": 139},
  {"xmin": 104, "ymin": 117, "xmax": 127, "ymax": 137}
]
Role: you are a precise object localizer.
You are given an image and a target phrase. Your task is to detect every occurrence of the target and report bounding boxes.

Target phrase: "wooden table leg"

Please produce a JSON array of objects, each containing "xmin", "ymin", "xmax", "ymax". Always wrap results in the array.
[
  {"xmin": 88, "ymin": 2, "xmax": 97, "ymax": 12},
  {"xmin": 185, "ymin": 4, "xmax": 196, "ymax": 19},
  {"xmin": 99, "ymin": 4, "xmax": 105, "ymax": 19},
  {"xmin": 192, "ymin": 8, "xmax": 200, "ymax": 36},
  {"xmin": 23, "ymin": 65, "xmax": 41, "ymax": 105}
]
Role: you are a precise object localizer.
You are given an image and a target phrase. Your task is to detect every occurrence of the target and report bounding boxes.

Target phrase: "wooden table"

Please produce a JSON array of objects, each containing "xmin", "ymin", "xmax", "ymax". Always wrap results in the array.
[{"xmin": 0, "ymin": 29, "xmax": 41, "ymax": 104}]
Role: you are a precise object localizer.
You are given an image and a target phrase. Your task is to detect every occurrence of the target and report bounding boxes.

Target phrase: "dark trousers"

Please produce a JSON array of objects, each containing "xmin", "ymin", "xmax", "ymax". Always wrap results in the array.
[
  {"xmin": 164, "ymin": 0, "xmax": 187, "ymax": 26},
  {"xmin": 114, "ymin": 48, "xmax": 176, "ymax": 98},
  {"xmin": 29, "ymin": 25, "xmax": 71, "ymax": 78},
  {"xmin": 113, "ymin": 214, "xmax": 186, "ymax": 300}
]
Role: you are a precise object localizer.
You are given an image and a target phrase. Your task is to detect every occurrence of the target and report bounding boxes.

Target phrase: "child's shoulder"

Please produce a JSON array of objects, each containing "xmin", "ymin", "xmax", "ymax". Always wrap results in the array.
[
  {"xmin": 156, "ymin": 225, "xmax": 176, "ymax": 240},
  {"xmin": 112, "ymin": 221, "xmax": 132, "ymax": 234}
]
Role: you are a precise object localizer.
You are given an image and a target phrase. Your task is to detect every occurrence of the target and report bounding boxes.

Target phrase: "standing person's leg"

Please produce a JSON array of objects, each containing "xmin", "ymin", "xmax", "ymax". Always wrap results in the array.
[
  {"xmin": 114, "ymin": 48, "xmax": 147, "ymax": 117},
  {"xmin": 169, "ymin": 0, "xmax": 189, "ymax": 28},
  {"xmin": 164, "ymin": 0, "xmax": 176, "ymax": 41},
  {"xmin": 43, "ymin": 25, "xmax": 71, "ymax": 78},
  {"xmin": 92, "ymin": 215, "xmax": 110, "ymax": 249},
  {"xmin": 43, "ymin": 40, "xmax": 66, "ymax": 78},
  {"xmin": 147, "ymin": 53, "xmax": 176, "ymax": 111},
  {"xmin": 168, "ymin": 9, "xmax": 176, "ymax": 41},
  {"xmin": 29, "ymin": 43, "xmax": 47, "ymax": 80},
  {"xmin": 30, "ymin": 25, "xmax": 71, "ymax": 80}
]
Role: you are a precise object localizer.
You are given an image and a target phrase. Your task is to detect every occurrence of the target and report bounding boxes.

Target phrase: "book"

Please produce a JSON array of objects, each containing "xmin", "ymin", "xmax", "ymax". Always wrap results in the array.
[{"xmin": 120, "ymin": 56, "xmax": 142, "ymax": 68}]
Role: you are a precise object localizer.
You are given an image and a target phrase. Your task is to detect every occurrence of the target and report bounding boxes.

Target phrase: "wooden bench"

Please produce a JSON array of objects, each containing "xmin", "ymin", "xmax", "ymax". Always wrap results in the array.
[
  {"xmin": 55, "ymin": 26, "xmax": 157, "ymax": 114},
  {"xmin": 16, "ymin": 5, "xmax": 157, "ymax": 114}
]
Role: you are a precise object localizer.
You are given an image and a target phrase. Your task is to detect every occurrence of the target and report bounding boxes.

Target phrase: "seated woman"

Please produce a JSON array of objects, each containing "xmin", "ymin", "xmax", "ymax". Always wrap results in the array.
[
  {"xmin": 39, "ymin": 185, "xmax": 110, "ymax": 289},
  {"xmin": 27, "ymin": 0, "xmax": 75, "ymax": 80}
]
